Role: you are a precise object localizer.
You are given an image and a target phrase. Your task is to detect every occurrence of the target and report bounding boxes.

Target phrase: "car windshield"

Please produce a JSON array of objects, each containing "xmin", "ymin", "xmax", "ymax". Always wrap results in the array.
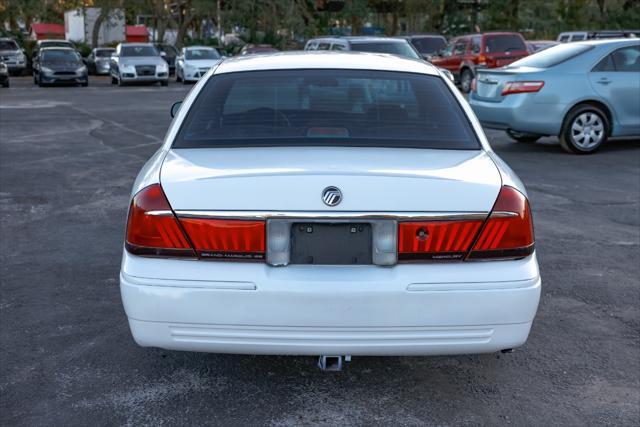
[
  {"xmin": 96, "ymin": 49, "xmax": 114, "ymax": 57},
  {"xmin": 174, "ymin": 69, "xmax": 479, "ymax": 150},
  {"xmin": 42, "ymin": 50, "xmax": 81, "ymax": 64},
  {"xmin": 508, "ymin": 43, "xmax": 593, "ymax": 68},
  {"xmin": 410, "ymin": 37, "xmax": 446, "ymax": 54},
  {"xmin": 121, "ymin": 45, "xmax": 158, "ymax": 57},
  {"xmin": 0, "ymin": 40, "xmax": 19, "ymax": 50},
  {"xmin": 485, "ymin": 35, "xmax": 526, "ymax": 53},
  {"xmin": 186, "ymin": 49, "xmax": 220, "ymax": 60},
  {"xmin": 350, "ymin": 42, "xmax": 421, "ymax": 59}
]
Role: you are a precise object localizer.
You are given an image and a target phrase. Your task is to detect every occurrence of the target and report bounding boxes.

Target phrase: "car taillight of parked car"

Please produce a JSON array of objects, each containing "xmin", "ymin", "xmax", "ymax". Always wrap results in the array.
[
  {"xmin": 502, "ymin": 81, "xmax": 544, "ymax": 96},
  {"xmin": 125, "ymin": 184, "xmax": 266, "ymax": 261},
  {"xmin": 398, "ymin": 186, "xmax": 534, "ymax": 261},
  {"xmin": 126, "ymin": 184, "xmax": 533, "ymax": 263}
]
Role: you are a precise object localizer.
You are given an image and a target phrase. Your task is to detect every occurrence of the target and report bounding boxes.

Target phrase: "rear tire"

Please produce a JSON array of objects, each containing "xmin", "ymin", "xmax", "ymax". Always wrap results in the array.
[
  {"xmin": 506, "ymin": 130, "xmax": 541, "ymax": 143},
  {"xmin": 559, "ymin": 104, "xmax": 609, "ymax": 154},
  {"xmin": 460, "ymin": 68, "xmax": 473, "ymax": 93}
]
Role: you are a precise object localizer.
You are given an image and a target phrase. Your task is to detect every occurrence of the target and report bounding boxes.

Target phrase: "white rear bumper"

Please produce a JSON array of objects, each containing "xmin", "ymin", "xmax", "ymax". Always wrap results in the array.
[{"xmin": 120, "ymin": 251, "xmax": 540, "ymax": 356}]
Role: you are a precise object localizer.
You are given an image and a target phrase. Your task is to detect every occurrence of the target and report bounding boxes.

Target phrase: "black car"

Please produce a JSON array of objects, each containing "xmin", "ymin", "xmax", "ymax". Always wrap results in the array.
[
  {"xmin": 154, "ymin": 43, "xmax": 178, "ymax": 75},
  {"xmin": 400, "ymin": 34, "xmax": 447, "ymax": 60},
  {"xmin": 33, "ymin": 47, "xmax": 88, "ymax": 87}
]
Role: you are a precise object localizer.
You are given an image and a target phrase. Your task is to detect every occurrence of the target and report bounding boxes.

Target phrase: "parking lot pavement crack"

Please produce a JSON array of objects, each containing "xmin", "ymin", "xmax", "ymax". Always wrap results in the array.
[{"xmin": 66, "ymin": 105, "xmax": 161, "ymax": 143}]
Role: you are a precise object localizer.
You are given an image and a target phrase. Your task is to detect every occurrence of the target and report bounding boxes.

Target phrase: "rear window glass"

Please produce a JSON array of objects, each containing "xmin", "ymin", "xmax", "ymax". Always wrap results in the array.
[
  {"xmin": 350, "ymin": 42, "xmax": 420, "ymax": 59},
  {"xmin": 174, "ymin": 69, "xmax": 479, "ymax": 150},
  {"xmin": 410, "ymin": 37, "xmax": 446, "ymax": 54},
  {"xmin": 485, "ymin": 35, "xmax": 526, "ymax": 53},
  {"xmin": 507, "ymin": 43, "xmax": 593, "ymax": 68}
]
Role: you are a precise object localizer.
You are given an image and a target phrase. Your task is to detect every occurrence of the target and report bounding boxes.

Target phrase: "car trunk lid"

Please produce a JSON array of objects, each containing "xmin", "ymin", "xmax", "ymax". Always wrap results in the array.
[{"xmin": 160, "ymin": 147, "xmax": 502, "ymax": 213}]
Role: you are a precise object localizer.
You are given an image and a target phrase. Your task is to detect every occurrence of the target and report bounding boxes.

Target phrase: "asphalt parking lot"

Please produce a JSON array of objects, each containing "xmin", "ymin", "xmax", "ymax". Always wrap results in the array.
[{"xmin": 1, "ymin": 76, "xmax": 638, "ymax": 426}]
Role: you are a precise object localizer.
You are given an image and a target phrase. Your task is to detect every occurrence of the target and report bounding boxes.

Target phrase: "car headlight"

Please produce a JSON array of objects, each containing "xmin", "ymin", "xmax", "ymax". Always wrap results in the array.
[
  {"xmin": 41, "ymin": 66, "xmax": 54, "ymax": 74},
  {"xmin": 120, "ymin": 64, "xmax": 135, "ymax": 73},
  {"xmin": 157, "ymin": 62, "xmax": 168, "ymax": 72},
  {"xmin": 76, "ymin": 65, "xmax": 87, "ymax": 74},
  {"xmin": 17, "ymin": 53, "xmax": 25, "ymax": 62},
  {"xmin": 0, "ymin": 63, "xmax": 7, "ymax": 72},
  {"xmin": 183, "ymin": 63, "xmax": 195, "ymax": 72}
]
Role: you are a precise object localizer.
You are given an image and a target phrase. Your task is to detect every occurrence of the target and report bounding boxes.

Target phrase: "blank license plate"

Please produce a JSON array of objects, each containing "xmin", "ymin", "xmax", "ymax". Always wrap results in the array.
[{"xmin": 290, "ymin": 223, "xmax": 372, "ymax": 265}]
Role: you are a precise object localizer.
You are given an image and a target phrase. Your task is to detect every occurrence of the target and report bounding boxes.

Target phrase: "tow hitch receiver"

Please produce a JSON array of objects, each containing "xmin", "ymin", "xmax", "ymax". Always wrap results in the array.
[{"xmin": 317, "ymin": 355, "xmax": 351, "ymax": 372}]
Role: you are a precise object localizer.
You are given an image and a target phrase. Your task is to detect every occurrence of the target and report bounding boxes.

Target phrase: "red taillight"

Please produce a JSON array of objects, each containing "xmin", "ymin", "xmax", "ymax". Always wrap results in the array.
[
  {"xmin": 501, "ymin": 81, "xmax": 544, "ymax": 96},
  {"xmin": 125, "ymin": 184, "xmax": 266, "ymax": 261},
  {"xmin": 398, "ymin": 220, "xmax": 484, "ymax": 261},
  {"xmin": 125, "ymin": 184, "xmax": 195, "ymax": 258},
  {"xmin": 180, "ymin": 218, "xmax": 265, "ymax": 260},
  {"xmin": 398, "ymin": 186, "xmax": 535, "ymax": 262},
  {"xmin": 469, "ymin": 186, "xmax": 535, "ymax": 259}
]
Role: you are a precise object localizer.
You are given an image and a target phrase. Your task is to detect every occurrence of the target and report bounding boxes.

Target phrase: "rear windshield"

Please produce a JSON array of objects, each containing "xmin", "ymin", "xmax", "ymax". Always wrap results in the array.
[
  {"xmin": 507, "ymin": 43, "xmax": 593, "ymax": 68},
  {"xmin": 174, "ymin": 69, "xmax": 479, "ymax": 150},
  {"xmin": 350, "ymin": 42, "xmax": 421, "ymax": 59},
  {"xmin": 410, "ymin": 37, "xmax": 446, "ymax": 54},
  {"xmin": 0, "ymin": 40, "xmax": 19, "ymax": 50},
  {"xmin": 485, "ymin": 35, "xmax": 526, "ymax": 53},
  {"xmin": 121, "ymin": 45, "xmax": 158, "ymax": 57}
]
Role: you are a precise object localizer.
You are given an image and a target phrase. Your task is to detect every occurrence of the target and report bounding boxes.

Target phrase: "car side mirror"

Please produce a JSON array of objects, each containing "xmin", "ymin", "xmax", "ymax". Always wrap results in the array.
[{"xmin": 170, "ymin": 101, "xmax": 182, "ymax": 118}]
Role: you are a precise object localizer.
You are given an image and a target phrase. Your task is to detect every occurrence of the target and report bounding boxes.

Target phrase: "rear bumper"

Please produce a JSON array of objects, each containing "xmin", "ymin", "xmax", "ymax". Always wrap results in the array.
[
  {"xmin": 120, "ymin": 251, "xmax": 541, "ymax": 356},
  {"xmin": 469, "ymin": 93, "xmax": 566, "ymax": 136}
]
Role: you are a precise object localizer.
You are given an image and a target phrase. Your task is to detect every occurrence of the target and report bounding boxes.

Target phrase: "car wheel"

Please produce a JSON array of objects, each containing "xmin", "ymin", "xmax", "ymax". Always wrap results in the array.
[
  {"xmin": 506, "ymin": 130, "xmax": 541, "ymax": 143},
  {"xmin": 176, "ymin": 71, "xmax": 182, "ymax": 82},
  {"xmin": 161, "ymin": 80, "xmax": 168, "ymax": 87},
  {"xmin": 2, "ymin": 80, "xmax": 8, "ymax": 88},
  {"xmin": 560, "ymin": 104, "xmax": 609, "ymax": 154},
  {"xmin": 183, "ymin": 78, "xmax": 189, "ymax": 85},
  {"xmin": 37, "ymin": 74, "xmax": 44, "ymax": 87},
  {"xmin": 81, "ymin": 81, "xmax": 88, "ymax": 87},
  {"xmin": 460, "ymin": 69, "xmax": 473, "ymax": 93}
]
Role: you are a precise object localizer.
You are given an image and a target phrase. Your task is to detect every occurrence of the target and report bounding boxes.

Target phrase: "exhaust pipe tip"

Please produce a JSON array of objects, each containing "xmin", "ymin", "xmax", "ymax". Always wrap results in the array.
[{"xmin": 317, "ymin": 355, "xmax": 351, "ymax": 371}]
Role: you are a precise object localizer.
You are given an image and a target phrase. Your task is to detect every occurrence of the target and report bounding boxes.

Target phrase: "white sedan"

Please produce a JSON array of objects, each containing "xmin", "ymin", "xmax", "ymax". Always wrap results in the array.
[
  {"xmin": 175, "ymin": 46, "xmax": 222, "ymax": 84},
  {"xmin": 121, "ymin": 51, "xmax": 540, "ymax": 361}
]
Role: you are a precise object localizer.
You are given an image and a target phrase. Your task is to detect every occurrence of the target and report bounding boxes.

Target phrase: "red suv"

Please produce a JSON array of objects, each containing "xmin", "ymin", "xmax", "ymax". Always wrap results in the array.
[{"xmin": 431, "ymin": 32, "xmax": 529, "ymax": 92}]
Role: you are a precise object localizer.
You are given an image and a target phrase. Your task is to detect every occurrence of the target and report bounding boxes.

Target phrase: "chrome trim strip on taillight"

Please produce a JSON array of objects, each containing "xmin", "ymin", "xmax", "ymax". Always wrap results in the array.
[{"xmin": 173, "ymin": 210, "xmax": 489, "ymax": 221}]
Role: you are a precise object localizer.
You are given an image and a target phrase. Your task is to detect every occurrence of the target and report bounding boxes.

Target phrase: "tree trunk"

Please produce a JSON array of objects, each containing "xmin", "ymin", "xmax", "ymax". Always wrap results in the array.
[
  {"xmin": 92, "ymin": 9, "xmax": 108, "ymax": 48},
  {"xmin": 596, "ymin": 0, "xmax": 607, "ymax": 25}
]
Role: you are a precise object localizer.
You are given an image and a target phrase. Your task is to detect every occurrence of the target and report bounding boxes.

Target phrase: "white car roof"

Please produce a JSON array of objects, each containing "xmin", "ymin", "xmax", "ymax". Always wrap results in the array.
[{"xmin": 215, "ymin": 51, "xmax": 439, "ymax": 75}]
